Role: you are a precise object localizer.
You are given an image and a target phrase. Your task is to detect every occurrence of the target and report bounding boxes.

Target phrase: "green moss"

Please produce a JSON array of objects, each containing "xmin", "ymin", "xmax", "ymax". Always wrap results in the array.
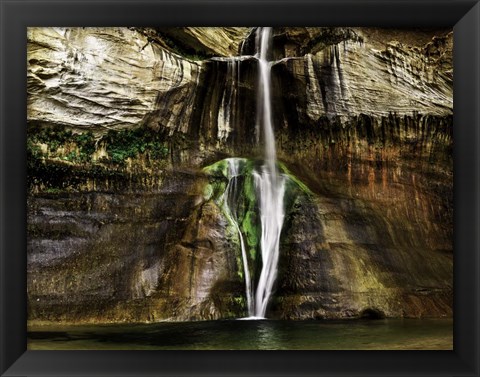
[
  {"xmin": 30, "ymin": 125, "xmax": 73, "ymax": 152},
  {"xmin": 207, "ymin": 180, "xmax": 227, "ymax": 202},
  {"xmin": 242, "ymin": 169, "xmax": 257, "ymax": 202},
  {"xmin": 240, "ymin": 171, "xmax": 260, "ymax": 262},
  {"xmin": 63, "ymin": 151, "xmax": 78, "ymax": 162},
  {"xmin": 241, "ymin": 211, "xmax": 258, "ymax": 253},
  {"xmin": 104, "ymin": 127, "xmax": 169, "ymax": 164},
  {"xmin": 74, "ymin": 132, "xmax": 96, "ymax": 162},
  {"xmin": 203, "ymin": 184, "xmax": 214, "ymax": 201},
  {"xmin": 203, "ymin": 158, "xmax": 238, "ymax": 178},
  {"xmin": 27, "ymin": 125, "xmax": 97, "ymax": 163},
  {"xmin": 236, "ymin": 255, "xmax": 244, "ymax": 280},
  {"xmin": 202, "ymin": 156, "xmax": 315, "ymax": 267},
  {"xmin": 202, "ymin": 157, "xmax": 315, "ymax": 299},
  {"xmin": 233, "ymin": 296, "xmax": 245, "ymax": 306},
  {"xmin": 278, "ymin": 162, "xmax": 313, "ymax": 196},
  {"xmin": 26, "ymin": 124, "xmax": 177, "ymax": 187},
  {"xmin": 26, "ymin": 126, "xmax": 153, "ymax": 191},
  {"xmin": 28, "ymin": 124, "xmax": 172, "ymax": 166},
  {"xmin": 44, "ymin": 187, "xmax": 63, "ymax": 194}
]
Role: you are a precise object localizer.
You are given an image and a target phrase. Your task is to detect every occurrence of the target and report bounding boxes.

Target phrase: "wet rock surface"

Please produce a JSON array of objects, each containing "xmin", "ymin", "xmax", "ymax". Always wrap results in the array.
[
  {"xmin": 27, "ymin": 27, "xmax": 453, "ymax": 322},
  {"xmin": 272, "ymin": 180, "xmax": 452, "ymax": 319},
  {"xmin": 28, "ymin": 176, "xmax": 245, "ymax": 322}
]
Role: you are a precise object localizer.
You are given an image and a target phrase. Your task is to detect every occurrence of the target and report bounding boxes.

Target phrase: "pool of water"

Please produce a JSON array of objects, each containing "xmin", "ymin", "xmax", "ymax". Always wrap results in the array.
[{"xmin": 28, "ymin": 318, "xmax": 453, "ymax": 350}]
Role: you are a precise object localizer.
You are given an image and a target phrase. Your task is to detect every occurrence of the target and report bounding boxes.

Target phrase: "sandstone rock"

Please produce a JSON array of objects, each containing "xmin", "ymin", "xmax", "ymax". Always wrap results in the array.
[
  {"xmin": 182, "ymin": 27, "xmax": 251, "ymax": 56},
  {"xmin": 28, "ymin": 27, "xmax": 452, "ymax": 138},
  {"xmin": 28, "ymin": 27, "xmax": 201, "ymax": 134},
  {"xmin": 272, "ymin": 188, "xmax": 452, "ymax": 319},
  {"xmin": 26, "ymin": 27, "xmax": 453, "ymax": 323},
  {"xmin": 272, "ymin": 31, "xmax": 452, "ymax": 126}
]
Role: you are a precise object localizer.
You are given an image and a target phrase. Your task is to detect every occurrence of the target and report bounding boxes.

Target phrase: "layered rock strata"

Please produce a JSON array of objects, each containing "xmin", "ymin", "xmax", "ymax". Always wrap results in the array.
[{"xmin": 27, "ymin": 27, "xmax": 453, "ymax": 322}]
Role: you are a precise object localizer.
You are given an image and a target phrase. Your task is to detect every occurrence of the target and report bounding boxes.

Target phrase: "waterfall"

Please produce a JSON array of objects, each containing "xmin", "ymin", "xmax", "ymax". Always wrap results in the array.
[
  {"xmin": 222, "ymin": 158, "xmax": 254, "ymax": 316},
  {"xmin": 252, "ymin": 27, "xmax": 286, "ymax": 318},
  {"xmin": 218, "ymin": 28, "xmax": 285, "ymax": 319}
]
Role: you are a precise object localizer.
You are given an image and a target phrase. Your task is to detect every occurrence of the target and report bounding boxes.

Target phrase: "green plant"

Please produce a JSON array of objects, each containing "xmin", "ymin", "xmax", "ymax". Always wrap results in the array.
[
  {"xmin": 103, "ymin": 127, "xmax": 170, "ymax": 164},
  {"xmin": 29, "ymin": 125, "xmax": 73, "ymax": 153},
  {"xmin": 74, "ymin": 131, "xmax": 96, "ymax": 162}
]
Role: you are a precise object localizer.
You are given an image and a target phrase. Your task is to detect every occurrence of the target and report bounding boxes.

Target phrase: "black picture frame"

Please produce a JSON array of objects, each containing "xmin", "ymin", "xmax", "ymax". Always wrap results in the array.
[{"xmin": 1, "ymin": 0, "xmax": 479, "ymax": 376}]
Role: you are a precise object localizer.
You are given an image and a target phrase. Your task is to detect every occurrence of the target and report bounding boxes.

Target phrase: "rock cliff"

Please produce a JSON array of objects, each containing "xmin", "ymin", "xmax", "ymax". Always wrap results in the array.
[{"xmin": 27, "ymin": 27, "xmax": 453, "ymax": 322}]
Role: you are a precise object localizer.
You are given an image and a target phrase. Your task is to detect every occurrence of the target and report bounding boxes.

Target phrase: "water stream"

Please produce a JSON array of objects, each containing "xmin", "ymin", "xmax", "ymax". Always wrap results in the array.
[
  {"xmin": 222, "ymin": 158, "xmax": 254, "ymax": 315},
  {"xmin": 252, "ymin": 27, "xmax": 286, "ymax": 318},
  {"xmin": 221, "ymin": 28, "xmax": 285, "ymax": 319}
]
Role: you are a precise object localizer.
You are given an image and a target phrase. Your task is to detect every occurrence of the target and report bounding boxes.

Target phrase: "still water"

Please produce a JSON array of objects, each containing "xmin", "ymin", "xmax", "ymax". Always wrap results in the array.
[{"xmin": 28, "ymin": 318, "xmax": 452, "ymax": 350}]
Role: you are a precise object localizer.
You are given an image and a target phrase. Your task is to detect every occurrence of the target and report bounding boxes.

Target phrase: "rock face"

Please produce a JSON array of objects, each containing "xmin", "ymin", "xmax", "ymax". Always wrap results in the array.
[
  {"xmin": 27, "ymin": 27, "xmax": 254, "ymax": 136},
  {"xmin": 28, "ymin": 172, "xmax": 245, "ymax": 322},
  {"xmin": 272, "ymin": 38, "xmax": 452, "ymax": 121},
  {"xmin": 28, "ymin": 27, "xmax": 202, "ymax": 134},
  {"xmin": 147, "ymin": 27, "xmax": 251, "ymax": 57},
  {"xmin": 273, "ymin": 171, "xmax": 452, "ymax": 319},
  {"xmin": 27, "ymin": 27, "xmax": 453, "ymax": 322}
]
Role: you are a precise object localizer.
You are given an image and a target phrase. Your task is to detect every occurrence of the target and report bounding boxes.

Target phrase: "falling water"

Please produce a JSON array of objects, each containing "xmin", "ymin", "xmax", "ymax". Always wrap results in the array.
[
  {"xmin": 219, "ymin": 28, "xmax": 285, "ymax": 319},
  {"xmin": 216, "ymin": 57, "xmax": 242, "ymax": 142},
  {"xmin": 222, "ymin": 158, "xmax": 254, "ymax": 316},
  {"xmin": 253, "ymin": 27, "xmax": 286, "ymax": 318}
]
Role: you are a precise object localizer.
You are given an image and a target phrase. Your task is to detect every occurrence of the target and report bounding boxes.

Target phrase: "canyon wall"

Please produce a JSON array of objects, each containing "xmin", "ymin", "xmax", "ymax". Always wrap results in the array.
[{"xmin": 27, "ymin": 27, "xmax": 452, "ymax": 322}]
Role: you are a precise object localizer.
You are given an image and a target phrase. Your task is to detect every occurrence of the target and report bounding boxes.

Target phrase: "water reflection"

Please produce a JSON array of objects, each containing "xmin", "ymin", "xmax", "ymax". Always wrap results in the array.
[
  {"xmin": 28, "ymin": 318, "xmax": 453, "ymax": 350},
  {"xmin": 256, "ymin": 321, "xmax": 284, "ymax": 349}
]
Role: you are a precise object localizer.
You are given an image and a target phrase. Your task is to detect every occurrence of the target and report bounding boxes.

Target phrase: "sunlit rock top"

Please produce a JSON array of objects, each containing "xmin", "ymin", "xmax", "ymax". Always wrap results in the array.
[{"xmin": 27, "ymin": 27, "xmax": 452, "ymax": 137}]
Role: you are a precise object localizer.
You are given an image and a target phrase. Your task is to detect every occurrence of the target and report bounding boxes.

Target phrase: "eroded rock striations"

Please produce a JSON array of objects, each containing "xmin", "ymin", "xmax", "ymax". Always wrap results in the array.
[{"xmin": 27, "ymin": 27, "xmax": 453, "ymax": 323}]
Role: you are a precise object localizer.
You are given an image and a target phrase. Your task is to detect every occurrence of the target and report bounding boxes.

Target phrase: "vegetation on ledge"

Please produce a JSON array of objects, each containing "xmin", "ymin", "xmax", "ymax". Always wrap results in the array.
[{"xmin": 26, "ymin": 124, "xmax": 195, "ymax": 192}]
